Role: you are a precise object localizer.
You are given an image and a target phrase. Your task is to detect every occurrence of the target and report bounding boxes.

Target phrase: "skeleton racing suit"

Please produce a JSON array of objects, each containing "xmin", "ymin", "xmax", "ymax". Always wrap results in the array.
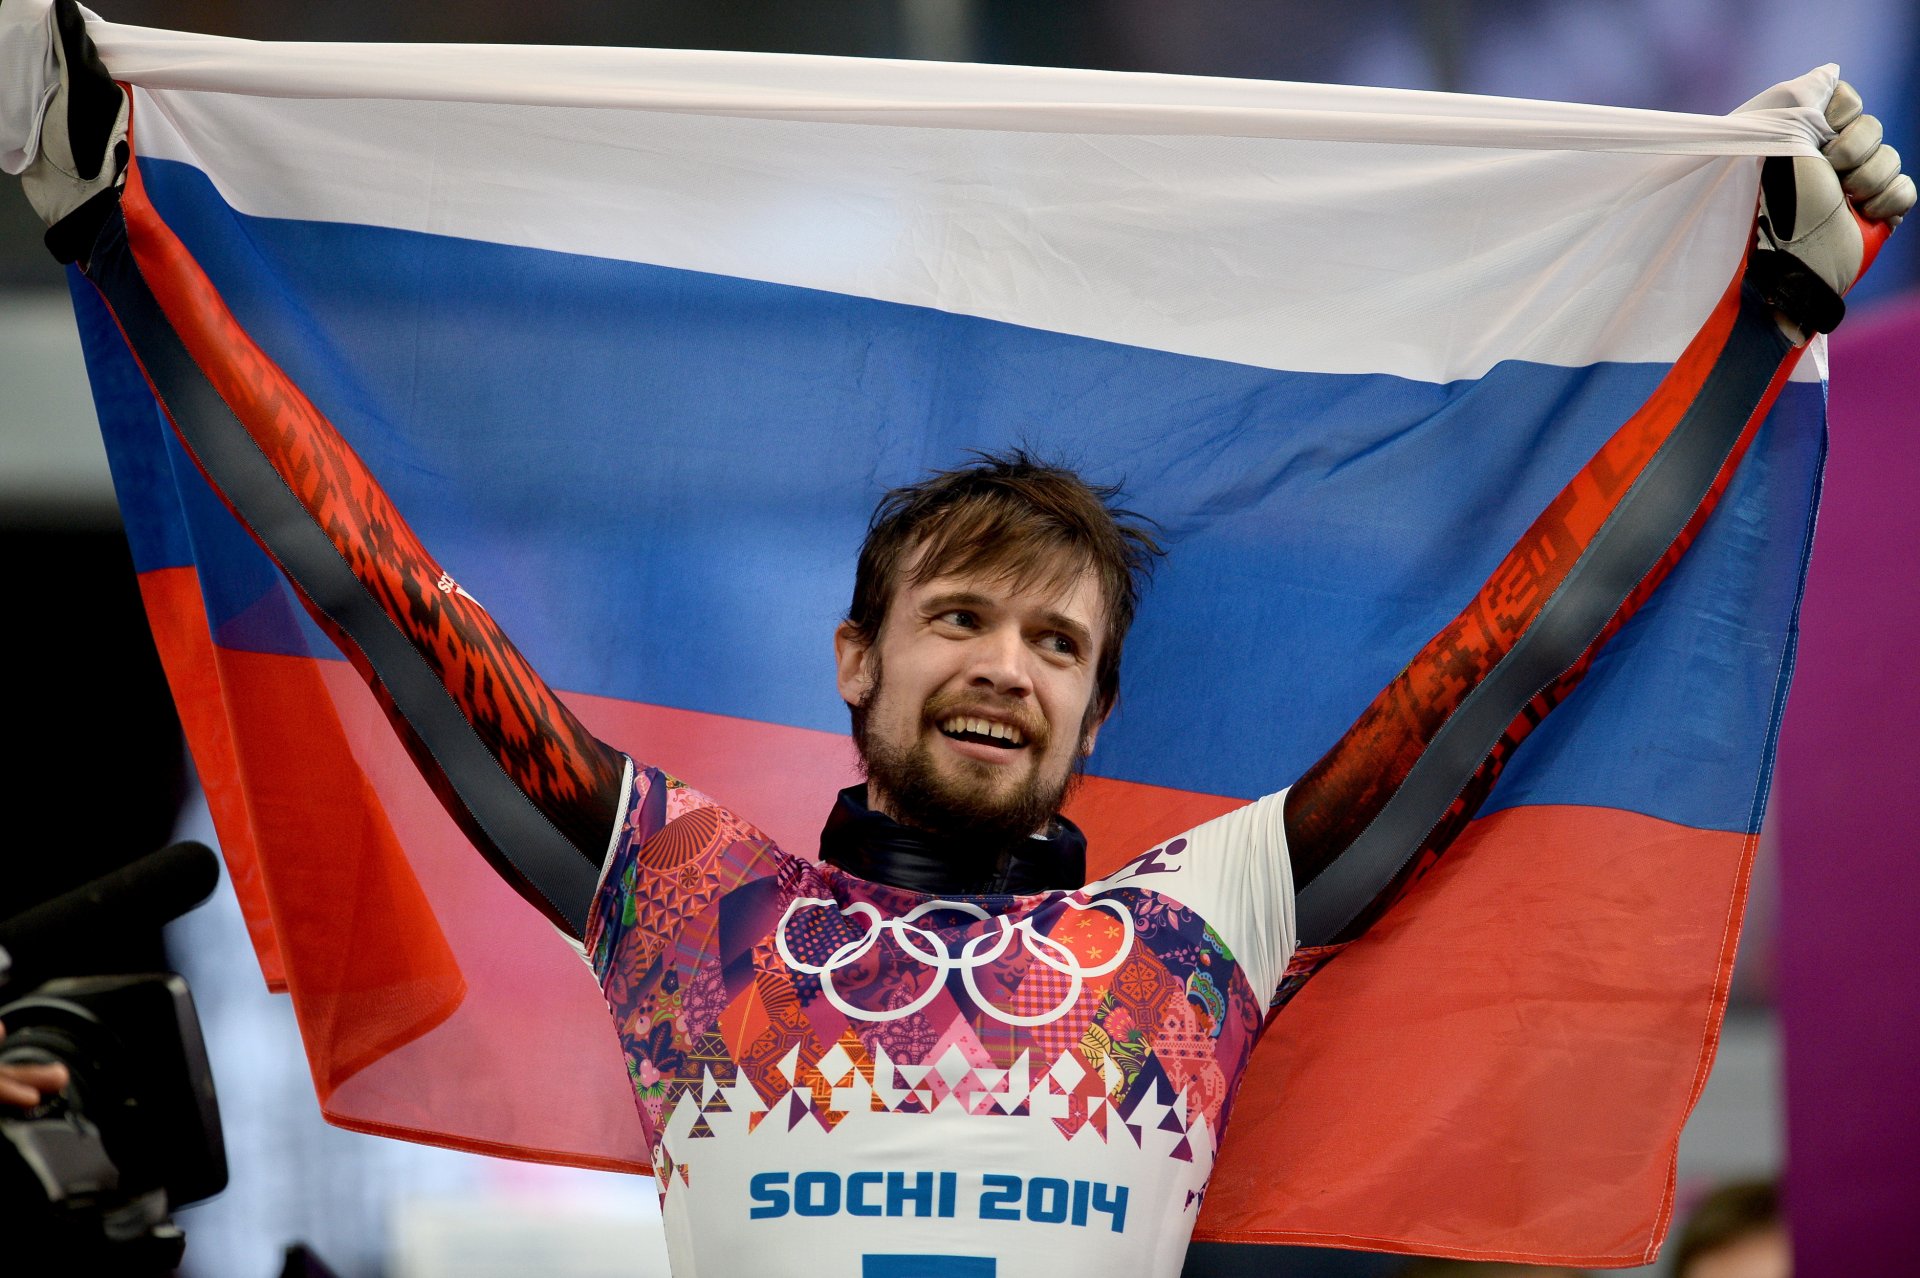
[{"xmin": 70, "ymin": 109, "xmax": 1809, "ymax": 1276}]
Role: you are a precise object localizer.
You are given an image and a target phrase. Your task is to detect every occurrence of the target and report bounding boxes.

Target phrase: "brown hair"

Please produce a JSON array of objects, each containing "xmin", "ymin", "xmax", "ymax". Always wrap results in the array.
[{"xmin": 845, "ymin": 449, "xmax": 1164, "ymax": 720}]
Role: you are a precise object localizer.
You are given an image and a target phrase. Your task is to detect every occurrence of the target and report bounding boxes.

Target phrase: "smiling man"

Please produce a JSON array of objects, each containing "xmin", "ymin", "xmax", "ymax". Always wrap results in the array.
[
  {"xmin": 826, "ymin": 461, "xmax": 1159, "ymax": 894},
  {"xmin": 8, "ymin": 3, "xmax": 1916, "ymax": 1273}
]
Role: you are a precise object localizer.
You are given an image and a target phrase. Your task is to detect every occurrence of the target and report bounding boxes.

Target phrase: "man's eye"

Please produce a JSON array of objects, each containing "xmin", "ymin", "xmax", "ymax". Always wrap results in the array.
[
  {"xmin": 938, "ymin": 610, "xmax": 978, "ymax": 628},
  {"xmin": 1041, "ymin": 634, "xmax": 1078, "ymax": 657}
]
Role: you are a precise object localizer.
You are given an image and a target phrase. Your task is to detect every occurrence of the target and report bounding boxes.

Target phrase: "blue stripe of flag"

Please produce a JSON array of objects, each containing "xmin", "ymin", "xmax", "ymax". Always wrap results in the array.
[{"xmin": 74, "ymin": 156, "xmax": 1823, "ymax": 832}]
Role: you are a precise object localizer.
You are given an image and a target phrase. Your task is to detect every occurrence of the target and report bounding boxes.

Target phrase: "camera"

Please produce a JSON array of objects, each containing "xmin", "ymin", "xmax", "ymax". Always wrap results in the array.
[{"xmin": 0, "ymin": 842, "xmax": 228, "ymax": 1274}]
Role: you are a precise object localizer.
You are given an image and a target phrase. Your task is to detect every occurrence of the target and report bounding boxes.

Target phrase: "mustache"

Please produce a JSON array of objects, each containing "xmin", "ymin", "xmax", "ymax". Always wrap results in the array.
[{"xmin": 920, "ymin": 691, "xmax": 1050, "ymax": 749}]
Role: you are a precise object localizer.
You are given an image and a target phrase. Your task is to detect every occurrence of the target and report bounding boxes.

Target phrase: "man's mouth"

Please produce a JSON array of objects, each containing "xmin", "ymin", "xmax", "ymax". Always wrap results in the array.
[{"xmin": 937, "ymin": 715, "xmax": 1027, "ymax": 750}]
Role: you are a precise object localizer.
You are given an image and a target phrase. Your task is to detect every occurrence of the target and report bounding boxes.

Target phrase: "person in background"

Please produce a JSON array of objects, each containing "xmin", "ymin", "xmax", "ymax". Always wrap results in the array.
[
  {"xmin": 1395, "ymin": 1259, "xmax": 1590, "ymax": 1277},
  {"xmin": 1672, "ymin": 1181, "xmax": 1789, "ymax": 1278}
]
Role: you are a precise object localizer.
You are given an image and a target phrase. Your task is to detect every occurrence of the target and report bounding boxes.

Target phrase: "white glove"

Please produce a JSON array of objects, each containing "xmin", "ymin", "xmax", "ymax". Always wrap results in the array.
[
  {"xmin": 1752, "ymin": 76, "xmax": 1914, "ymax": 340},
  {"xmin": 15, "ymin": 0, "xmax": 127, "ymax": 260},
  {"xmin": 1824, "ymin": 82, "xmax": 1916, "ymax": 222}
]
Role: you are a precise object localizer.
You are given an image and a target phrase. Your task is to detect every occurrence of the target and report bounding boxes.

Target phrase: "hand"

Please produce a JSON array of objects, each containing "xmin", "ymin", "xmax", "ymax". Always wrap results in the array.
[
  {"xmin": 1750, "ymin": 75, "xmax": 1916, "ymax": 341},
  {"xmin": 17, "ymin": 0, "xmax": 128, "ymax": 257},
  {"xmin": 0, "ymin": 1022, "xmax": 70, "ymax": 1110},
  {"xmin": 1823, "ymin": 82, "xmax": 1917, "ymax": 223}
]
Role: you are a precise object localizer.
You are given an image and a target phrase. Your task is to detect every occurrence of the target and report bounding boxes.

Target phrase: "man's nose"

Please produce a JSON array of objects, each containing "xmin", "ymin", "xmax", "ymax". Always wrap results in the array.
[{"xmin": 966, "ymin": 625, "xmax": 1032, "ymax": 695}]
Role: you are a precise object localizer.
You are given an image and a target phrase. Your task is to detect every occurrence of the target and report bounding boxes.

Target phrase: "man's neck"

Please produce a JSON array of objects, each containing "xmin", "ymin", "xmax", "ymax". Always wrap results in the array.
[
  {"xmin": 817, "ymin": 785, "xmax": 1087, "ymax": 895},
  {"xmin": 862, "ymin": 781, "xmax": 1056, "ymax": 842}
]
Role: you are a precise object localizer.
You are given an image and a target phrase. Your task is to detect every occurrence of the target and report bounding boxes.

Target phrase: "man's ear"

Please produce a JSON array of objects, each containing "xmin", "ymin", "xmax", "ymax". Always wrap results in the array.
[
  {"xmin": 834, "ymin": 622, "xmax": 874, "ymax": 706},
  {"xmin": 1080, "ymin": 695, "xmax": 1112, "ymax": 758}
]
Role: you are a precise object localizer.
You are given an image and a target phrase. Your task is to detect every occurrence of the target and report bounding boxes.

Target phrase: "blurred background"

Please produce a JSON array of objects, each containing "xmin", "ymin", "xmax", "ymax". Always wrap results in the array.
[{"xmin": 4, "ymin": 2, "xmax": 1916, "ymax": 1276}]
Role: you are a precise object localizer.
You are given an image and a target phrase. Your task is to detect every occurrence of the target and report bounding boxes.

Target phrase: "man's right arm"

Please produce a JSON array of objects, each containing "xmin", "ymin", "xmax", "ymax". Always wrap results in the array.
[{"xmin": 21, "ymin": 4, "xmax": 623, "ymax": 937}]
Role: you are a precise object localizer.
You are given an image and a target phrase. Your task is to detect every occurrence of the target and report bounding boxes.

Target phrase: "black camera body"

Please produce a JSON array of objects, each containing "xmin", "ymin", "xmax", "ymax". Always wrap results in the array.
[
  {"xmin": 0, "ymin": 972, "xmax": 226, "ymax": 1270},
  {"xmin": 0, "ymin": 844, "xmax": 228, "ymax": 1273}
]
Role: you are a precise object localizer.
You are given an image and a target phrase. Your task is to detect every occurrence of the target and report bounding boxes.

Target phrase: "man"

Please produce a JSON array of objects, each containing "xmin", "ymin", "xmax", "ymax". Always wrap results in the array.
[{"xmin": 7, "ymin": 3, "xmax": 1912, "ymax": 1273}]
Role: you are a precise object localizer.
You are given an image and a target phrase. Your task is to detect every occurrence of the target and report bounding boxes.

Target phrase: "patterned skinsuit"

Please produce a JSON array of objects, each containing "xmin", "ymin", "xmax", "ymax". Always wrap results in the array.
[
  {"xmin": 588, "ymin": 765, "xmax": 1291, "ymax": 1275},
  {"xmin": 71, "ymin": 99, "xmax": 1810, "ymax": 1275}
]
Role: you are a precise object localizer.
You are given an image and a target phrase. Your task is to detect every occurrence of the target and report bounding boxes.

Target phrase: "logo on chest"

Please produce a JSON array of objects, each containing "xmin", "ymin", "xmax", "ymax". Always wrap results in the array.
[{"xmin": 774, "ymin": 896, "xmax": 1135, "ymax": 1027}]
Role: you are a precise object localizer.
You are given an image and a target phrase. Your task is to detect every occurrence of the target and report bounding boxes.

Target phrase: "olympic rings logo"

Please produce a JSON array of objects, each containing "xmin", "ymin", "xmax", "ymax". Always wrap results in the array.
[{"xmin": 774, "ymin": 896, "xmax": 1135, "ymax": 1027}]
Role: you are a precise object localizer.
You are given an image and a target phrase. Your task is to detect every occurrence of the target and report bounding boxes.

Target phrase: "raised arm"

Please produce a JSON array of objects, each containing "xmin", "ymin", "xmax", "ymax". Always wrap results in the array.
[
  {"xmin": 21, "ymin": 6, "xmax": 621, "ymax": 936},
  {"xmin": 1283, "ymin": 82, "xmax": 1912, "ymax": 952}
]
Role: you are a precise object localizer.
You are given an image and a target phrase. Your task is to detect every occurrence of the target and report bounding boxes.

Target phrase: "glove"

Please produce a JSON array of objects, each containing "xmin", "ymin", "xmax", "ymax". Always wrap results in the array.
[
  {"xmin": 1751, "ymin": 77, "xmax": 1915, "ymax": 341},
  {"xmin": 17, "ymin": 0, "xmax": 127, "ymax": 263}
]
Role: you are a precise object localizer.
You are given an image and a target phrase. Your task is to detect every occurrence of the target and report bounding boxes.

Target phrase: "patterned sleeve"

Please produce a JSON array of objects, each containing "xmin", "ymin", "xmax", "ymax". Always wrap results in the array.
[{"xmin": 583, "ymin": 761, "xmax": 786, "ymax": 1006}]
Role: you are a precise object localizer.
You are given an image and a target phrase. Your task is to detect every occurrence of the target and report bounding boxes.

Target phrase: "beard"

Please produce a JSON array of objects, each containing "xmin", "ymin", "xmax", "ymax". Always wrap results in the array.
[{"xmin": 852, "ymin": 657, "xmax": 1084, "ymax": 846}]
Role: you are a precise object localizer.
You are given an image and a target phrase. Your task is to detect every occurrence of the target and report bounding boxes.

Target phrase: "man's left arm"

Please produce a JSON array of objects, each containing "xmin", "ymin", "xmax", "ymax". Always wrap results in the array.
[{"xmin": 1280, "ymin": 78, "xmax": 1912, "ymax": 956}]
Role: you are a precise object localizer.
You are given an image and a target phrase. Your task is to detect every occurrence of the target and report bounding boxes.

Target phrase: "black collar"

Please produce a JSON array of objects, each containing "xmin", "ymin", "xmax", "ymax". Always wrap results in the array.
[{"xmin": 817, "ymin": 785, "xmax": 1087, "ymax": 895}]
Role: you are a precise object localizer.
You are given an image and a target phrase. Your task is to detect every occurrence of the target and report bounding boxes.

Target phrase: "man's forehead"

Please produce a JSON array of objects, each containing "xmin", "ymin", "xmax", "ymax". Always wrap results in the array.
[{"xmin": 899, "ymin": 548, "xmax": 1107, "ymax": 630}]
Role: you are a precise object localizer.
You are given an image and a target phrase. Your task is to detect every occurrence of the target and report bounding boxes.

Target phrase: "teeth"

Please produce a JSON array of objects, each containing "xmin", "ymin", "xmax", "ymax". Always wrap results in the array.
[{"xmin": 939, "ymin": 716, "xmax": 1025, "ymax": 746}]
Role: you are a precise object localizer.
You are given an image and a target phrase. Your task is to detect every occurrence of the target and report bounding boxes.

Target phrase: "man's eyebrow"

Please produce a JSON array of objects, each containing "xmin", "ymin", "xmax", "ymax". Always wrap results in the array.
[
  {"xmin": 1039, "ymin": 611, "xmax": 1095, "ymax": 652},
  {"xmin": 919, "ymin": 591, "xmax": 999, "ymax": 614},
  {"xmin": 919, "ymin": 592, "xmax": 1095, "ymax": 650}
]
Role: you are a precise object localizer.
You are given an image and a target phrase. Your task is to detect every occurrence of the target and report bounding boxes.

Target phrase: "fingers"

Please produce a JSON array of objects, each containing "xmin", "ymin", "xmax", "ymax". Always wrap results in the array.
[
  {"xmin": 1826, "ymin": 79, "xmax": 1864, "ymax": 132},
  {"xmin": 0, "ymin": 1075, "xmax": 41, "ymax": 1107},
  {"xmin": 1864, "ymin": 173, "xmax": 1917, "ymax": 222},
  {"xmin": 1844, "ymin": 143, "xmax": 1901, "ymax": 201},
  {"xmin": 0, "ymin": 1025, "xmax": 73, "ymax": 1109},
  {"xmin": 1825, "ymin": 81, "xmax": 1918, "ymax": 225},
  {"xmin": 0, "ymin": 1062, "xmax": 69, "ymax": 1108},
  {"xmin": 1824, "ymin": 112, "xmax": 1882, "ymax": 171}
]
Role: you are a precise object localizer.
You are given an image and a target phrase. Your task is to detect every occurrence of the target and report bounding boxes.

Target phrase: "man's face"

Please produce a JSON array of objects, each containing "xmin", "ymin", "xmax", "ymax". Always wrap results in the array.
[{"xmin": 834, "ymin": 555, "xmax": 1108, "ymax": 843}]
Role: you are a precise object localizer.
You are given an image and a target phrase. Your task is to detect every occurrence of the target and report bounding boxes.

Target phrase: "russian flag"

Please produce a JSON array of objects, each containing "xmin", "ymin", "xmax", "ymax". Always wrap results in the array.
[{"xmin": 60, "ymin": 16, "xmax": 1836, "ymax": 1266}]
